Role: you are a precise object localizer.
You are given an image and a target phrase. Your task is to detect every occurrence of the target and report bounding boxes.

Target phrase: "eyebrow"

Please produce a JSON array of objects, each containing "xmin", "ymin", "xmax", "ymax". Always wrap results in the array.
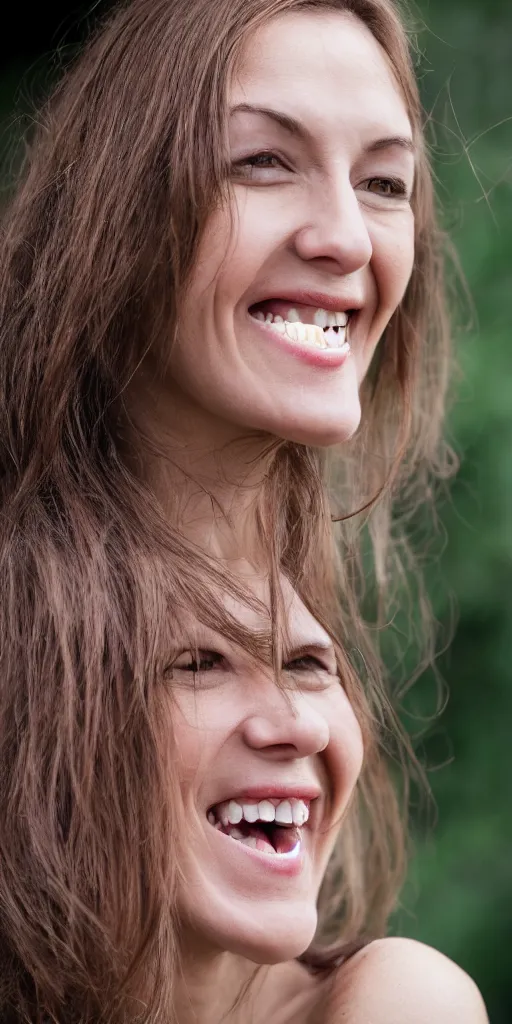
[{"xmin": 230, "ymin": 103, "xmax": 415, "ymax": 155}]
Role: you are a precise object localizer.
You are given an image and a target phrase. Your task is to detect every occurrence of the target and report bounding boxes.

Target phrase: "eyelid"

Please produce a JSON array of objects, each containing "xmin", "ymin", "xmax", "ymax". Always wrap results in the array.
[
  {"xmin": 231, "ymin": 149, "xmax": 292, "ymax": 176},
  {"xmin": 358, "ymin": 175, "xmax": 411, "ymax": 199},
  {"xmin": 170, "ymin": 648, "xmax": 224, "ymax": 672},
  {"xmin": 285, "ymin": 651, "xmax": 337, "ymax": 674}
]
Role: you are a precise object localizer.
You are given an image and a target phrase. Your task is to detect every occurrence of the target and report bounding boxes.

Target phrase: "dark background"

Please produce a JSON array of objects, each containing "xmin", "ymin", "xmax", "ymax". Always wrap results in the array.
[{"xmin": 1, "ymin": 1, "xmax": 511, "ymax": 1020}]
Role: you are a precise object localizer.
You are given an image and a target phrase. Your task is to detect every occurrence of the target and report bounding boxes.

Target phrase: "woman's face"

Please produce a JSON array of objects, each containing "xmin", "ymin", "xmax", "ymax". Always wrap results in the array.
[
  {"xmin": 172, "ymin": 10, "xmax": 415, "ymax": 447},
  {"xmin": 169, "ymin": 574, "xmax": 363, "ymax": 962}
]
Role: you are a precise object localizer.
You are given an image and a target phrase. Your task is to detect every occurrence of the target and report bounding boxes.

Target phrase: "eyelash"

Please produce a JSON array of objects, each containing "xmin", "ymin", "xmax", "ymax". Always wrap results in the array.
[
  {"xmin": 365, "ymin": 175, "xmax": 408, "ymax": 197},
  {"xmin": 232, "ymin": 150, "xmax": 288, "ymax": 175},
  {"xmin": 169, "ymin": 650, "xmax": 332, "ymax": 675},
  {"xmin": 171, "ymin": 650, "xmax": 224, "ymax": 674},
  {"xmin": 285, "ymin": 654, "xmax": 331, "ymax": 674},
  {"xmin": 233, "ymin": 151, "xmax": 409, "ymax": 198}
]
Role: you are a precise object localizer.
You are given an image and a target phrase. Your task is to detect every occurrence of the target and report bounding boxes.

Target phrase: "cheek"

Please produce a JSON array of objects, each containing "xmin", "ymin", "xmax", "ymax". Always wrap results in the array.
[
  {"xmin": 326, "ymin": 692, "xmax": 364, "ymax": 812},
  {"xmin": 184, "ymin": 194, "xmax": 278, "ymax": 317},
  {"xmin": 373, "ymin": 212, "xmax": 415, "ymax": 312},
  {"xmin": 168, "ymin": 695, "xmax": 227, "ymax": 791},
  {"xmin": 356, "ymin": 213, "xmax": 415, "ymax": 382}
]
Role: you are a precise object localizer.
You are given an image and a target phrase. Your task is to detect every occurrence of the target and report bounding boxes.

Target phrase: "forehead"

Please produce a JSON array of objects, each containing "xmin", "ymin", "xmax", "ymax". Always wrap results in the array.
[
  {"xmin": 180, "ymin": 563, "xmax": 332, "ymax": 652},
  {"xmin": 223, "ymin": 570, "xmax": 331, "ymax": 646},
  {"xmin": 230, "ymin": 10, "xmax": 412, "ymax": 145}
]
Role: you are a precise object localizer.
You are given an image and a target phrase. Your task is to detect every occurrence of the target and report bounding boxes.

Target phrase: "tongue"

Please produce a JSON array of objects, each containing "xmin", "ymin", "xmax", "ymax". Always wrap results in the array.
[
  {"xmin": 247, "ymin": 824, "xmax": 275, "ymax": 853},
  {"xmin": 222, "ymin": 820, "xmax": 300, "ymax": 855},
  {"xmin": 222, "ymin": 821, "xmax": 275, "ymax": 852}
]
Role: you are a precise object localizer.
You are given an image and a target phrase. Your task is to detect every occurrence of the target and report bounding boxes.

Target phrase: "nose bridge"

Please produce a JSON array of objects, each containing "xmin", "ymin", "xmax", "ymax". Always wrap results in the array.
[
  {"xmin": 296, "ymin": 166, "xmax": 373, "ymax": 271},
  {"xmin": 242, "ymin": 673, "xmax": 329, "ymax": 756}
]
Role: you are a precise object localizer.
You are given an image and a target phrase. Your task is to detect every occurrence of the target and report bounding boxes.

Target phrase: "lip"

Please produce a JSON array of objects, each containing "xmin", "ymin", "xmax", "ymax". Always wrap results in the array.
[
  {"xmin": 248, "ymin": 289, "xmax": 363, "ymax": 314},
  {"xmin": 215, "ymin": 784, "xmax": 321, "ymax": 802},
  {"xmin": 209, "ymin": 822, "xmax": 306, "ymax": 878}
]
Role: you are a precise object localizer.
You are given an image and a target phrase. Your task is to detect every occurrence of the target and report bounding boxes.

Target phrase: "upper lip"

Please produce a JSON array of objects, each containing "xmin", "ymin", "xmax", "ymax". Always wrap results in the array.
[
  {"xmin": 248, "ymin": 289, "xmax": 363, "ymax": 314},
  {"xmin": 208, "ymin": 783, "xmax": 322, "ymax": 806}
]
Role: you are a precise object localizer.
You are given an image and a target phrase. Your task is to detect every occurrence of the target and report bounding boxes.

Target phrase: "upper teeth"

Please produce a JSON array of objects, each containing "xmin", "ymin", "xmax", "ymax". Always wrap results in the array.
[
  {"xmin": 254, "ymin": 307, "xmax": 348, "ymax": 328},
  {"xmin": 210, "ymin": 797, "xmax": 310, "ymax": 828}
]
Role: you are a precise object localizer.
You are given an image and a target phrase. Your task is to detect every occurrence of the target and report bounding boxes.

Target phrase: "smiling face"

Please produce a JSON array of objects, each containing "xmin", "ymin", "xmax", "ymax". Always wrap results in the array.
[
  {"xmin": 170, "ymin": 10, "xmax": 416, "ymax": 447},
  {"xmin": 168, "ymin": 574, "xmax": 363, "ymax": 962}
]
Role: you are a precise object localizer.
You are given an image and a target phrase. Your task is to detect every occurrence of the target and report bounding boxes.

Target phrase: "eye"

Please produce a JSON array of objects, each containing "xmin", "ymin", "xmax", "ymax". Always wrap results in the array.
[
  {"xmin": 231, "ymin": 150, "xmax": 289, "ymax": 178},
  {"xmin": 362, "ymin": 176, "xmax": 409, "ymax": 198},
  {"xmin": 171, "ymin": 649, "xmax": 224, "ymax": 674},
  {"xmin": 284, "ymin": 654, "xmax": 335, "ymax": 677}
]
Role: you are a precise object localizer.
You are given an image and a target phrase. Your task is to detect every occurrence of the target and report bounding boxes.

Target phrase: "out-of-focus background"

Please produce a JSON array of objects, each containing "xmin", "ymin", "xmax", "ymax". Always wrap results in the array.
[{"xmin": 0, "ymin": 0, "xmax": 510, "ymax": 1019}]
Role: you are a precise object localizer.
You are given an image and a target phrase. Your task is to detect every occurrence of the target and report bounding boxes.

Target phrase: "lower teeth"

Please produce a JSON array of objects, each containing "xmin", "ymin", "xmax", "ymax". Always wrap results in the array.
[
  {"xmin": 228, "ymin": 825, "xmax": 276, "ymax": 855},
  {"xmin": 252, "ymin": 315, "xmax": 349, "ymax": 351},
  {"xmin": 209, "ymin": 812, "xmax": 301, "ymax": 856}
]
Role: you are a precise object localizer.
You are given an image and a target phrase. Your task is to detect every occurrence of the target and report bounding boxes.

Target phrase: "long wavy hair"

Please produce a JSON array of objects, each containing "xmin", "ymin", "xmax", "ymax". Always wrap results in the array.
[{"xmin": 0, "ymin": 0, "xmax": 454, "ymax": 1019}]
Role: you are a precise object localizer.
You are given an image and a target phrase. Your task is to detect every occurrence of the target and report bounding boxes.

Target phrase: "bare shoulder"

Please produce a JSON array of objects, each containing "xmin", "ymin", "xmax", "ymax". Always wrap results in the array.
[{"xmin": 325, "ymin": 937, "xmax": 489, "ymax": 1024}]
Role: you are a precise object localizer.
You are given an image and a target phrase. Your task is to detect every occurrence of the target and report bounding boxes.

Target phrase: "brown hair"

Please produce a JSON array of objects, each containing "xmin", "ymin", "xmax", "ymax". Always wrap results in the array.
[{"xmin": 0, "ymin": 0, "xmax": 453, "ymax": 1019}]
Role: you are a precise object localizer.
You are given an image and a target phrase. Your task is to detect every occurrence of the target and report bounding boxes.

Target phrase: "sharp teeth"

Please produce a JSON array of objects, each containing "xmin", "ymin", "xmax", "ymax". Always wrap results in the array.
[
  {"xmin": 242, "ymin": 803, "xmax": 259, "ymax": 823},
  {"xmin": 325, "ymin": 326, "xmax": 345, "ymax": 348},
  {"xmin": 218, "ymin": 803, "xmax": 231, "ymax": 827},
  {"xmin": 274, "ymin": 800, "xmax": 293, "ymax": 824},
  {"xmin": 291, "ymin": 799, "xmax": 309, "ymax": 826},
  {"xmin": 335, "ymin": 311, "xmax": 349, "ymax": 327},
  {"xmin": 227, "ymin": 800, "xmax": 243, "ymax": 825},
  {"xmin": 244, "ymin": 835, "xmax": 259, "ymax": 849},
  {"xmin": 214, "ymin": 797, "xmax": 311, "ymax": 829},
  {"xmin": 285, "ymin": 321, "xmax": 323, "ymax": 347},
  {"xmin": 286, "ymin": 307, "xmax": 301, "ymax": 322},
  {"xmin": 313, "ymin": 308, "xmax": 329, "ymax": 328},
  {"xmin": 258, "ymin": 800, "xmax": 276, "ymax": 823},
  {"xmin": 283, "ymin": 322, "xmax": 300, "ymax": 343}
]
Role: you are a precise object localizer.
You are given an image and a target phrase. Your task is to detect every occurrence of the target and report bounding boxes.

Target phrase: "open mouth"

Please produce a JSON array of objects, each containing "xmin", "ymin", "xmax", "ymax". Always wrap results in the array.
[
  {"xmin": 248, "ymin": 299, "xmax": 353, "ymax": 352},
  {"xmin": 207, "ymin": 797, "xmax": 309, "ymax": 858}
]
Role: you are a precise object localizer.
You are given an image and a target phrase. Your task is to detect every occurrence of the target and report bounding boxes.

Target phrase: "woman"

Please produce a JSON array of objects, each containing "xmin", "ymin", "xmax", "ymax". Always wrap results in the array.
[{"xmin": 0, "ymin": 0, "xmax": 484, "ymax": 1020}]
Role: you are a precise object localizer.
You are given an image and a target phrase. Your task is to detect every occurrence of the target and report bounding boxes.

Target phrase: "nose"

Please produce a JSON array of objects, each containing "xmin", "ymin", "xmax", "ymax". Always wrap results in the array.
[
  {"xmin": 293, "ymin": 173, "xmax": 373, "ymax": 274},
  {"xmin": 242, "ymin": 682, "xmax": 329, "ymax": 760}
]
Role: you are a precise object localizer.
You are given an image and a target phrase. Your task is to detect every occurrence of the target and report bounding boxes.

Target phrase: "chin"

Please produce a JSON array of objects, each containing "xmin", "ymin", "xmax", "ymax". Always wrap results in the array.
[
  {"xmin": 226, "ymin": 915, "xmax": 318, "ymax": 965},
  {"xmin": 264, "ymin": 402, "xmax": 362, "ymax": 448},
  {"xmin": 195, "ymin": 902, "xmax": 318, "ymax": 964}
]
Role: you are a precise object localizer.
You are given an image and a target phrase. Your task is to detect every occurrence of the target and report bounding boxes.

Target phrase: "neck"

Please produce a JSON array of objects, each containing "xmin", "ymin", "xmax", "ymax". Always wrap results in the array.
[
  {"xmin": 173, "ymin": 944, "xmax": 314, "ymax": 1024},
  {"xmin": 174, "ymin": 948, "xmax": 267, "ymax": 1024},
  {"xmin": 124, "ymin": 370, "xmax": 282, "ymax": 560}
]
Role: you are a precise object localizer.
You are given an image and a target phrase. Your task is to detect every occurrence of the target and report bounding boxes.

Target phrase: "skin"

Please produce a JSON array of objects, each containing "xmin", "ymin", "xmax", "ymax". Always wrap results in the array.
[
  {"xmin": 136, "ymin": 13, "xmax": 488, "ymax": 1021},
  {"xmin": 167, "ymin": 568, "xmax": 488, "ymax": 1024},
  {"xmin": 132, "ymin": 10, "xmax": 416, "ymax": 554},
  {"xmin": 171, "ymin": 570, "xmax": 363, "ymax": 955},
  {"xmin": 169, "ymin": 568, "xmax": 364, "ymax": 1022}
]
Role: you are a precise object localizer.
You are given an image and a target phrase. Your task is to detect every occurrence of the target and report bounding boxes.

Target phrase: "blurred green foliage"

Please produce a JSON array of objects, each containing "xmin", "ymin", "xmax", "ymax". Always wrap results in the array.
[
  {"xmin": 0, "ymin": 0, "xmax": 510, "ymax": 1019},
  {"xmin": 392, "ymin": 1, "xmax": 512, "ymax": 1020}
]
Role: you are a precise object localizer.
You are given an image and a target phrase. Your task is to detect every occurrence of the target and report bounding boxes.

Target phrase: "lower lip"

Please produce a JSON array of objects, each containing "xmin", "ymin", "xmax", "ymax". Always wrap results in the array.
[
  {"xmin": 208, "ymin": 822, "xmax": 305, "ymax": 878},
  {"xmin": 247, "ymin": 314, "xmax": 351, "ymax": 369}
]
